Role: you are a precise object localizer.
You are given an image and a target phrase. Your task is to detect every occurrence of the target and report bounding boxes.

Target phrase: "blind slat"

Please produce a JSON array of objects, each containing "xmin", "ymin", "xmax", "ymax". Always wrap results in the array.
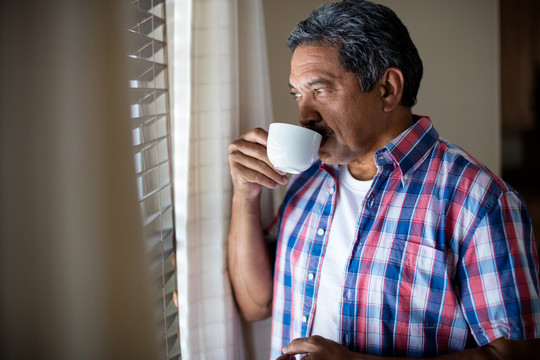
[
  {"xmin": 144, "ymin": 203, "xmax": 172, "ymax": 228},
  {"xmin": 131, "ymin": 0, "xmax": 164, "ymax": 12},
  {"xmin": 133, "ymin": 134, "xmax": 168, "ymax": 154},
  {"xmin": 165, "ymin": 297, "xmax": 178, "ymax": 318},
  {"xmin": 130, "ymin": 88, "xmax": 167, "ymax": 104},
  {"xmin": 163, "ymin": 272, "xmax": 176, "ymax": 296},
  {"xmin": 129, "ymin": 5, "xmax": 165, "ymax": 29},
  {"xmin": 132, "ymin": 114, "xmax": 168, "ymax": 129},
  {"xmin": 128, "ymin": 57, "xmax": 166, "ymax": 80},
  {"xmin": 126, "ymin": 30, "xmax": 165, "ymax": 57},
  {"xmin": 167, "ymin": 336, "xmax": 181, "ymax": 359},
  {"xmin": 146, "ymin": 228, "xmax": 174, "ymax": 257},
  {"xmin": 135, "ymin": 158, "xmax": 169, "ymax": 181},
  {"xmin": 162, "ymin": 231, "xmax": 174, "ymax": 254},
  {"xmin": 140, "ymin": 183, "xmax": 171, "ymax": 214},
  {"xmin": 163, "ymin": 251, "xmax": 176, "ymax": 275},
  {"xmin": 166, "ymin": 315, "xmax": 179, "ymax": 338}
]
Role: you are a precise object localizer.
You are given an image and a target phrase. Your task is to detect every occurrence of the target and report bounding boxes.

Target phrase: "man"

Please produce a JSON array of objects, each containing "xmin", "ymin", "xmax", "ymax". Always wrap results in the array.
[{"xmin": 228, "ymin": 1, "xmax": 540, "ymax": 359}]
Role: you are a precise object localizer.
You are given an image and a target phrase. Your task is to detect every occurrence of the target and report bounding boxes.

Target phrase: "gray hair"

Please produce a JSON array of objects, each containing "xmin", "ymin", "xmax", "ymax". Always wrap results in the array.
[{"xmin": 287, "ymin": 0, "xmax": 423, "ymax": 108}]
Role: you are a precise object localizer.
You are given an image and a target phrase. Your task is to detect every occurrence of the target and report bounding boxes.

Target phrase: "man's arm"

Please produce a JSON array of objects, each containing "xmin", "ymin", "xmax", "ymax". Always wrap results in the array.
[
  {"xmin": 227, "ymin": 128, "xmax": 288, "ymax": 321},
  {"xmin": 277, "ymin": 336, "xmax": 540, "ymax": 360}
]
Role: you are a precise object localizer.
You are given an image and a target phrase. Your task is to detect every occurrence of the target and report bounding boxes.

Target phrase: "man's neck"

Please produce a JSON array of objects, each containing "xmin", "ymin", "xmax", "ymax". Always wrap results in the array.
[
  {"xmin": 347, "ymin": 108, "xmax": 414, "ymax": 181},
  {"xmin": 347, "ymin": 160, "xmax": 377, "ymax": 181}
]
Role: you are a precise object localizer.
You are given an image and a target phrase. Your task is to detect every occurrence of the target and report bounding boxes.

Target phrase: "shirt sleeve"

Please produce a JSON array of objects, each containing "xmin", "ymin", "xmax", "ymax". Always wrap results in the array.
[{"xmin": 456, "ymin": 190, "xmax": 540, "ymax": 345}]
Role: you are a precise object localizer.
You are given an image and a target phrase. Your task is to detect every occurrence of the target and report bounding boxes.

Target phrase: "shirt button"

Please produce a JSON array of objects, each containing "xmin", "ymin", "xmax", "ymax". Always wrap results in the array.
[
  {"xmin": 329, "ymin": 187, "xmax": 335, "ymax": 195},
  {"xmin": 308, "ymin": 273, "xmax": 314, "ymax": 281},
  {"xmin": 317, "ymin": 228, "xmax": 325, "ymax": 236},
  {"xmin": 302, "ymin": 316, "xmax": 308, "ymax": 323},
  {"xmin": 367, "ymin": 196, "xmax": 375, "ymax": 209}
]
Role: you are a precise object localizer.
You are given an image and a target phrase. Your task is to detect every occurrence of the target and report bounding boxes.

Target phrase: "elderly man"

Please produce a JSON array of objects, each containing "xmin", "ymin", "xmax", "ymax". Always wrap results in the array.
[{"xmin": 228, "ymin": 1, "xmax": 540, "ymax": 359}]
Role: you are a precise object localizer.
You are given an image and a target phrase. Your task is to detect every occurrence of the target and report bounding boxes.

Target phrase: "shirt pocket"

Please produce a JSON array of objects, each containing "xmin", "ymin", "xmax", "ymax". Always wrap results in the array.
[{"xmin": 385, "ymin": 236, "xmax": 449, "ymax": 279}]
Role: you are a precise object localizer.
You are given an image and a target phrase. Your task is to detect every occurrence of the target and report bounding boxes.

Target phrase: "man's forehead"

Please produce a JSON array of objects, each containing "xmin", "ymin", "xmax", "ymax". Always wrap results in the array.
[
  {"xmin": 291, "ymin": 45, "xmax": 340, "ymax": 67},
  {"xmin": 289, "ymin": 45, "xmax": 343, "ymax": 85},
  {"xmin": 291, "ymin": 43, "xmax": 340, "ymax": 58}
]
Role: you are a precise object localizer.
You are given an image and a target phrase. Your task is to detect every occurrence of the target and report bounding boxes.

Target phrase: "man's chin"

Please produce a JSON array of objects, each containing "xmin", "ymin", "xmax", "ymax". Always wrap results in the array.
[
  {"xmin": 317, "ymin": 139, "xmax": 347, "ymax": 165},
  {"xmin": 318, "ymin": 151, "xmax": 338, "ymax": 165}
]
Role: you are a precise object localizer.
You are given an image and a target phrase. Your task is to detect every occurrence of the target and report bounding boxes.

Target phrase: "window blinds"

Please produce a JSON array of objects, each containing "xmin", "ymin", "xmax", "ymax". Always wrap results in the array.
[{"xmin": 127, "ymin": 1, "xmax": 180, "ymax": 359}]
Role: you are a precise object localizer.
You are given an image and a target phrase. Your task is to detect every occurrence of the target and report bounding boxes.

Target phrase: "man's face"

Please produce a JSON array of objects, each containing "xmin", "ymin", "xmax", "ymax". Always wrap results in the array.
[{"xmin": 289, "ymin": 45, "xmax": 385, "ymax": 166}]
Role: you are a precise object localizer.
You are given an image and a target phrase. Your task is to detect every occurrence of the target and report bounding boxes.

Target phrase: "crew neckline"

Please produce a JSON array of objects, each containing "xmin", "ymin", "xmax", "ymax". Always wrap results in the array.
[{"xmin": 339, "ymin": 165, "xmax": 373, "ymax": 193}]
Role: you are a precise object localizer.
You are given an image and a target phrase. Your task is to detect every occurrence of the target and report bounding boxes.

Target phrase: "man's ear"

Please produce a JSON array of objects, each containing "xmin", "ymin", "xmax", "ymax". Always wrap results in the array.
[{"xmin": 378, "ymin": 67, "xmax": 405, "ymax": 112}]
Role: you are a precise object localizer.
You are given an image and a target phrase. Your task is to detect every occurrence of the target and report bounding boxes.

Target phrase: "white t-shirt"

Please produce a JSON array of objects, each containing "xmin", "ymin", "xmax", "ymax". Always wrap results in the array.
[{"xmin": 310, "ymin": 165, "xmax": 372, "ymax": 341}]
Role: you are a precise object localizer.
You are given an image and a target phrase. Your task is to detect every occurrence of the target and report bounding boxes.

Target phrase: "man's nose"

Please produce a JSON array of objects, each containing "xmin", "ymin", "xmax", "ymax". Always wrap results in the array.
[{"xmin": 298, "ymin": 97, "xmax": 321, "ymax": 127}]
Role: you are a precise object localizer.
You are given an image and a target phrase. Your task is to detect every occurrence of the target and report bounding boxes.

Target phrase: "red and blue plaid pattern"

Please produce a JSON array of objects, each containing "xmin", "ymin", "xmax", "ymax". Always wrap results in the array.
[{"xmin": 268, "ymin": 117, "xmax": 540, "ymax": 359}]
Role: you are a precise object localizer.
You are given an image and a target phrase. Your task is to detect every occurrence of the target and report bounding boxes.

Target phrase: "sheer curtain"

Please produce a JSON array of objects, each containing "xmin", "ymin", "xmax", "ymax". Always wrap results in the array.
[{"xmin": 168, "ymin": 0, "xmax": 274, "ymax": 358}]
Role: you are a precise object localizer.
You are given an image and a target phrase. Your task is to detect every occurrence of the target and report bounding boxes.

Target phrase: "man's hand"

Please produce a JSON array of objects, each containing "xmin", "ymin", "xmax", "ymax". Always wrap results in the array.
[
  {"xmin": 228, "ymin": 128, "xmax": 289, "ymax": 200},
  {"xmin": 277, "ymin": 335, "xmax": 361, "ymax": 360},
  {"xmin": 276, "ymin": 336, "xmax": 540, "ymax": 360}
]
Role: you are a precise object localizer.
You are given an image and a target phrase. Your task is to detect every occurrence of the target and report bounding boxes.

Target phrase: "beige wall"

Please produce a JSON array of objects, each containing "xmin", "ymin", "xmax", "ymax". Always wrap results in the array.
[{"xmin": 263, "ymin": 0, "xmax": 501, "ymax": 174}]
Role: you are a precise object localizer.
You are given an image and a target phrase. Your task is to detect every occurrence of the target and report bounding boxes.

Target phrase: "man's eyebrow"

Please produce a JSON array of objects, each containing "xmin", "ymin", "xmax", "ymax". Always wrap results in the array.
[
  {"xmin": 307, "ymin": 77, "xmax": 333, "ymax": 87},
  {"xmin": 289, "ymin": 77, "xmax": 333, "ymax": 90}
]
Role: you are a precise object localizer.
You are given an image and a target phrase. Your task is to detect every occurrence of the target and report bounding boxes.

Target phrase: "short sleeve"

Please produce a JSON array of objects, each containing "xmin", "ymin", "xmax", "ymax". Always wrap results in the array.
[{"xmin": 456, "ymin": 190, "xmax": 540, "ymax": 345}]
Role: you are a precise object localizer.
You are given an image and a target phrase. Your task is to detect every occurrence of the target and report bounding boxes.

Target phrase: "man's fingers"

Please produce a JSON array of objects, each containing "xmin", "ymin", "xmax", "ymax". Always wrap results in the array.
[
  {"xmin": 282, "ymin": 336, "xmax": 355, "ymax": 360},
  {"xmin": 229, "ymin": 136, "xmax": 286, "ymax": 174},
  {"xmin": 234, "ymin": 163, "xmax": 286, "ymax": 189},
  {"xmin": 275, "ymin": 355, "xmax": 296, "ymax": 360},
  {"xmin": 241, "ymin": 127, "xmax": 269, "ymax": 146},
  {"xmin": 231, "ymin": 129, "xmax": 286, "ymax": 174},
  {"xmin": 229, "ymin": 137, "xmax": 268, "ymax": 162},
  {"xmin": 229, "ymin": 140, "xmax": 288, "ymax": 187},
  {"xmin": 227, "ymin": 127, "xmax": 290, "ymax": 199},
  {"xmin": 282, "ymin": 336, "xmax": 318, "ymax": 355}
]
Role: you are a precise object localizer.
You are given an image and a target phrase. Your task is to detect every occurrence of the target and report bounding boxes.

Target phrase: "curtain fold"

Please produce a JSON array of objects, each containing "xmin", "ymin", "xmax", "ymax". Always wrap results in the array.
[{"xmin": 170, "ymin": 0, "xmax": 274, "ymax": 358}]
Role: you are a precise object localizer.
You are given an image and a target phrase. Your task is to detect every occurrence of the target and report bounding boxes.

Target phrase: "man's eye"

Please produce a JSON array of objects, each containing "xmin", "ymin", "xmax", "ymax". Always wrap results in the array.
[
  {"xmin": 290, "ymin": 92, "xmax": 302, "ymax": 99},
  {"xmin": 314, "ymin": 88, "xmax": 325, "ymax": 95}
]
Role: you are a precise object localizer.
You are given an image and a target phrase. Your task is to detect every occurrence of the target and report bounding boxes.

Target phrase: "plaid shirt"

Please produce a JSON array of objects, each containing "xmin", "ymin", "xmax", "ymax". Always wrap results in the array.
[{"xmin": 268, "ymin": 117, "xmax": 540, "ymax": 359}]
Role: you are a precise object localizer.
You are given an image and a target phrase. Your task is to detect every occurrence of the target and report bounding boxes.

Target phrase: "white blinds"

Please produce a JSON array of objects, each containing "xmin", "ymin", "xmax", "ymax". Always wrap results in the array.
[{"xmin": 127, "ymin": 1, "xmax": 180, "ymax": 359}]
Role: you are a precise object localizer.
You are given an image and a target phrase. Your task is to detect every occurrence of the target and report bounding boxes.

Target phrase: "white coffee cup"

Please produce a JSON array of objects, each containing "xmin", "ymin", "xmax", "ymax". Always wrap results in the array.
[{"xmin": 267, "ymin": 123, "xmax": 322, "ymax": 174}]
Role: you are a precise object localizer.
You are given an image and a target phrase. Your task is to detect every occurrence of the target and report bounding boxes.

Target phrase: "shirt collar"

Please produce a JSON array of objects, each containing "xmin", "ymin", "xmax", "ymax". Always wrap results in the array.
[{"xmin": 375, "ymin": 116, "xmax": 439, "ymax": 183}]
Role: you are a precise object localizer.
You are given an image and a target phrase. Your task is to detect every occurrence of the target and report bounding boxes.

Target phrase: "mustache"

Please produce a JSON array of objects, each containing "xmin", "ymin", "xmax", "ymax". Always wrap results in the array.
[{"xmin": 305, "ymin": 125, "xmax": 332, "ymax": 138}]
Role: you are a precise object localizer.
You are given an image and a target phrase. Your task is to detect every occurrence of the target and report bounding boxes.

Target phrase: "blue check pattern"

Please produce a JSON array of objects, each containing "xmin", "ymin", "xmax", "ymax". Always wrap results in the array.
[{"xmin": 268, "ymin": 117, "xmax": 540, "ymax": 359}]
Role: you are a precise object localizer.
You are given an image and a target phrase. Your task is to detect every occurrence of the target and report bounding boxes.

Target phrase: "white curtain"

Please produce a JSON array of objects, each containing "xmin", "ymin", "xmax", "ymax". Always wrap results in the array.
[
  {"xmin": 0, "ymin": 1, "xmax": 159, "ymax": 359},
  {"xmin": 168, "ymin": 0, "xmax": 275, "ymax": 358}
]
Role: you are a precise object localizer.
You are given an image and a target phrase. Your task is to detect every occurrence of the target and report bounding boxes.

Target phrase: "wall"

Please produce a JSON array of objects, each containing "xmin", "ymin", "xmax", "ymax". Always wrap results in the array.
[{"xmin": 245, "ymin": 1, "xmax": 501, "ymax": 359}]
